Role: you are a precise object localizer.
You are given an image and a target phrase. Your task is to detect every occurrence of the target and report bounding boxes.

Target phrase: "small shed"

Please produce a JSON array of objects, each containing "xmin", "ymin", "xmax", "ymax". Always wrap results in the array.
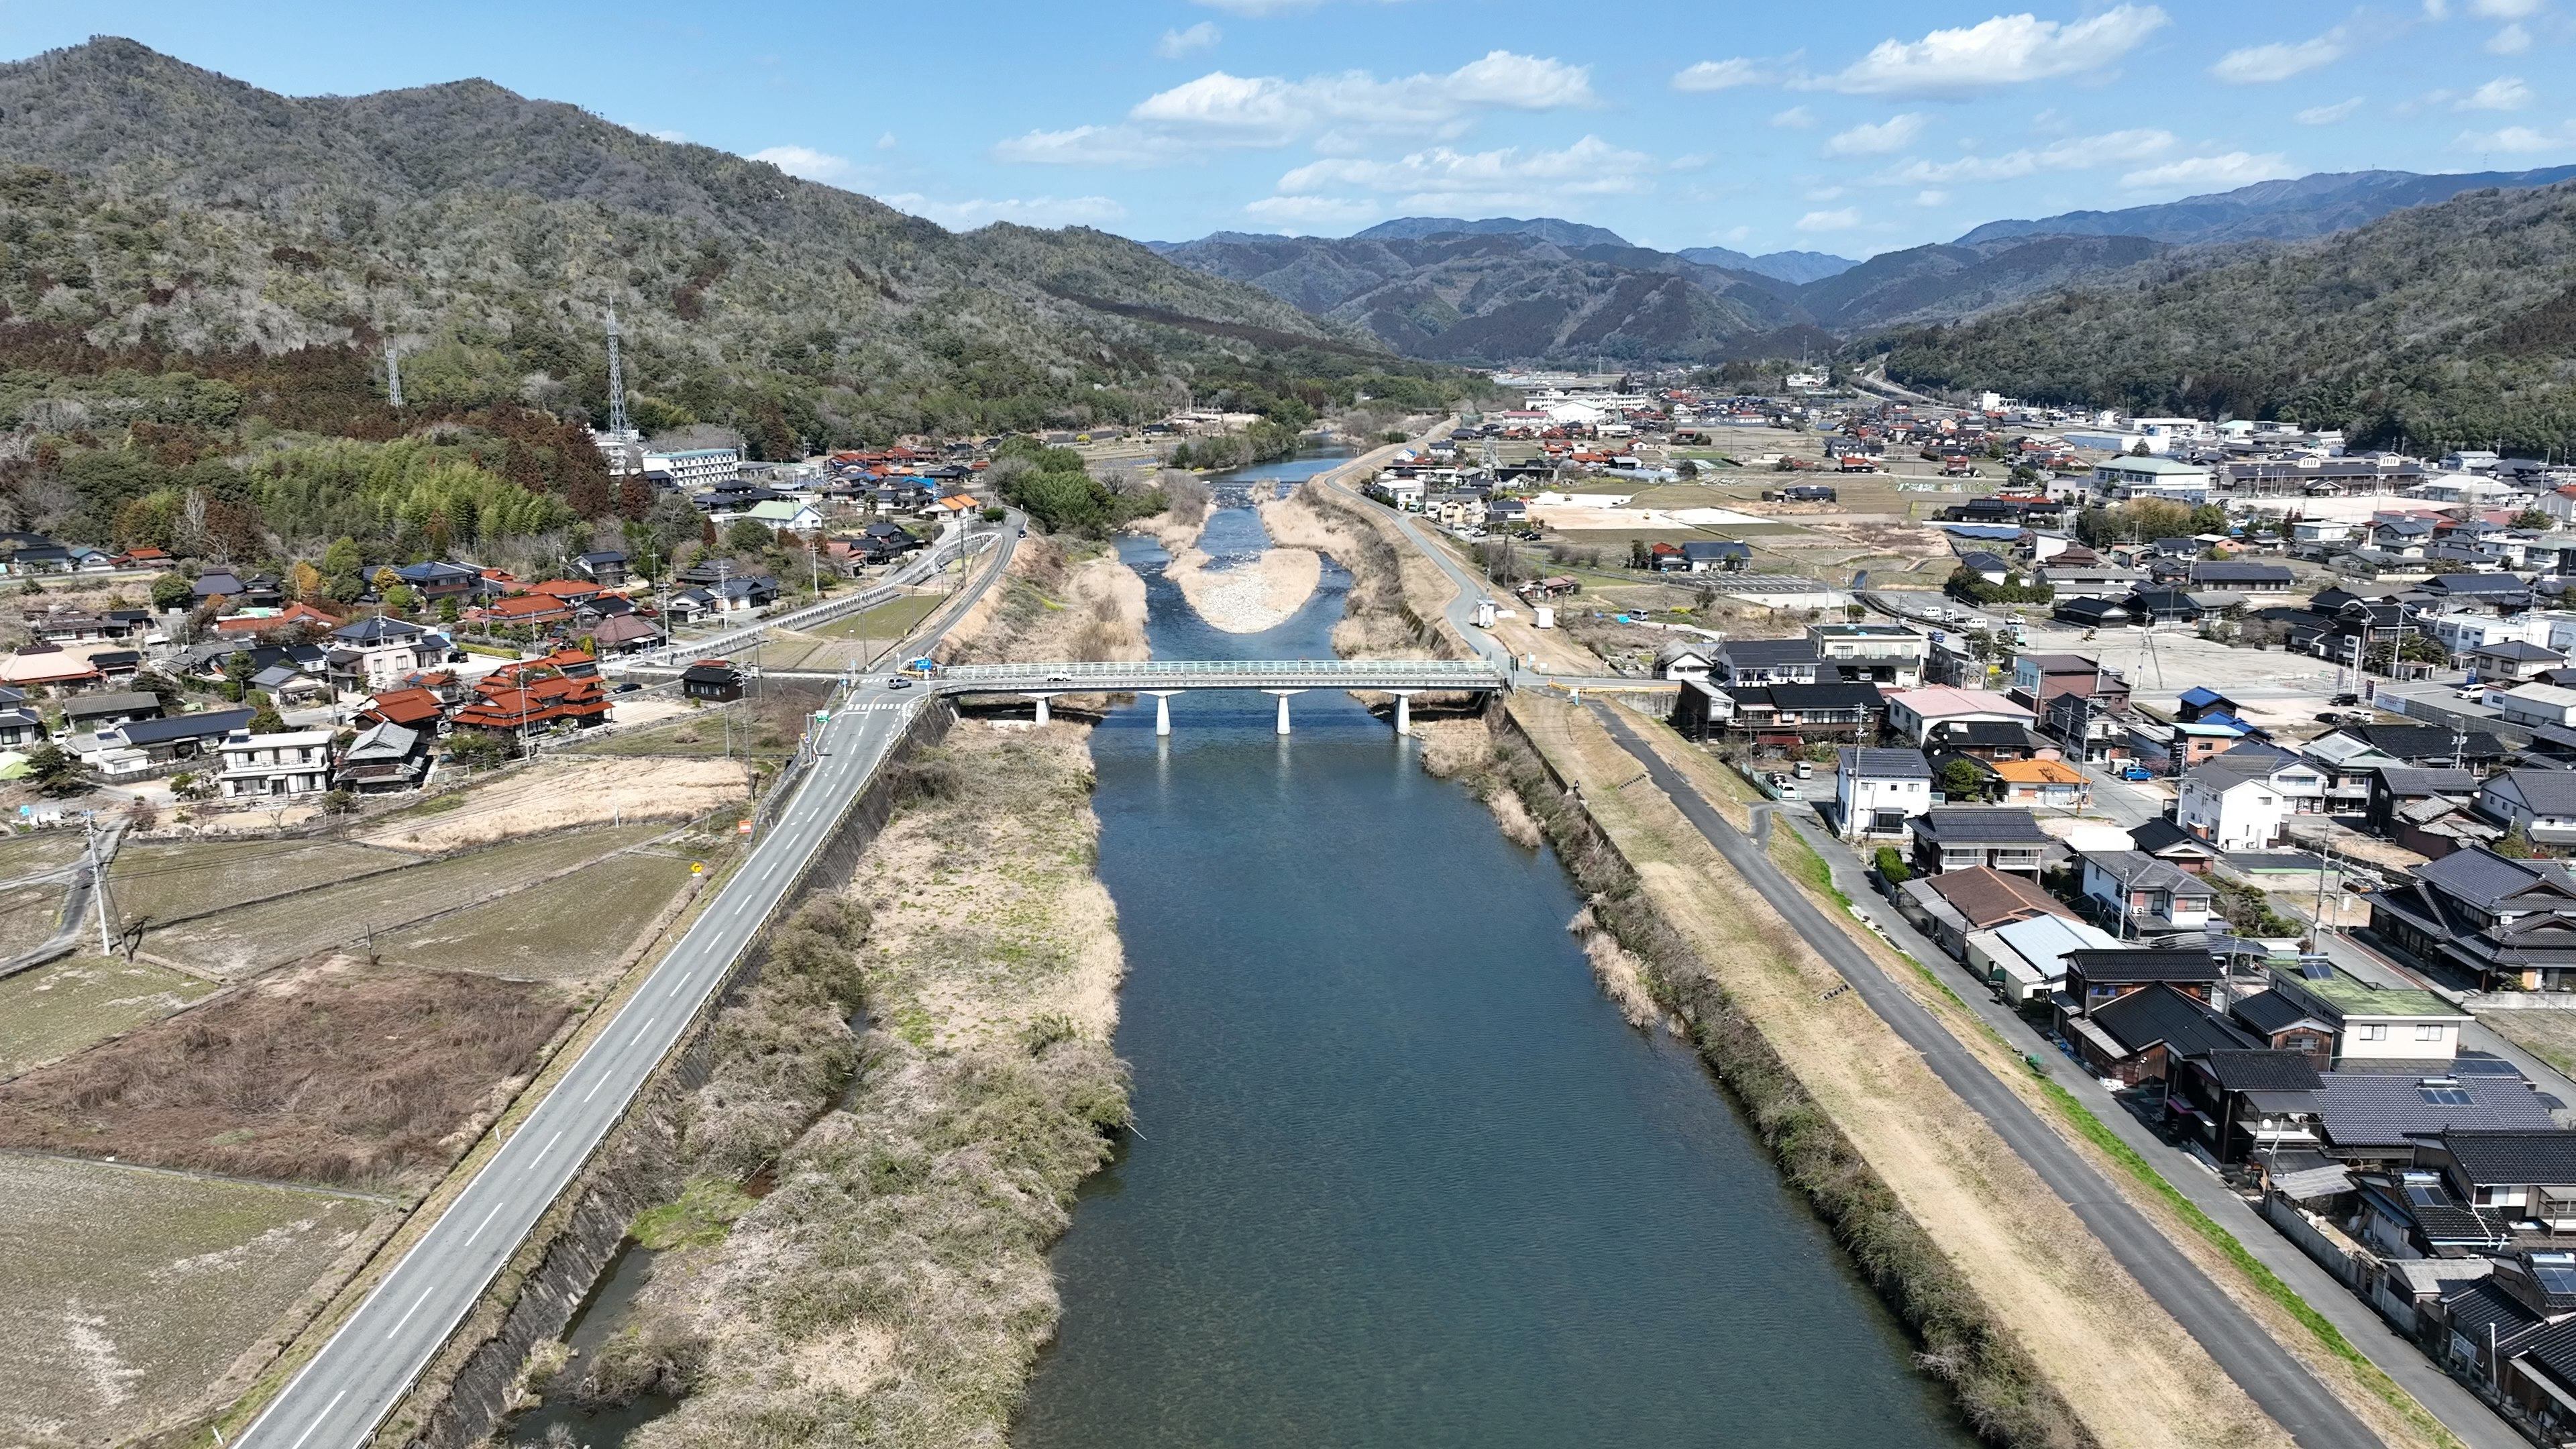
[{"xmin": 682, "ymin": 660, "xmax": 745, "ymax": 703}]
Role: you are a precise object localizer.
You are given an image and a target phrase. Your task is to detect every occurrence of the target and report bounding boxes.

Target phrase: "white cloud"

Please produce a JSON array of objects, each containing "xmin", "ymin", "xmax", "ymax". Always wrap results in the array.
[
  {"xmin": 2489, "ymin": 21, "xmax": 2534, "ymax": 52},
  {"xmin": 991, "ymin": 124, "xmax": 1195, "ymax": 167},
  {"xmin": 877, "ymin": 193, "xmax": 1126, "ymax": 229},
  {"xmin": 1243, "ymin": 195, "xmax": 1380, "ymax": 225},
  {"xmin": 2121, "ymin": 151, "xmax": 2296, "ymax": 190},
  {"xmin": 2209, "ymin": 31, "xmax": 2347, "ymax": 83},
  {"xmin": 2296, "ymin": 97, "xmax": 2365, "ymax": 124},
  {"xmin": 751, "ymin": 145, "xmax": 855, "ymax": 182},
  {"xmin": 2471, "ymin": 0, "xmax": 2542, "ymax": 16},
  {"xmin": 1158, "ymin": 22, "xmax": 1222, "ymax": 58},
  {"xmin": 999, "ymin": 52, "xmax": 1593, "ymax": 167},
  {"xmin": 1917, "ymin": 189, "xmax": 1951, "ymax": 205},
  {"xmin": 2424, "ymin": 0, "xmax": 2449, "ymax": 13},
  {"xmin": 2455, "ymin": 121, "xmax": 2576, "ymax": 152},
  {"xmin": 1273, "ymin": 135, "xmax": 1657, "ymax": 211},
  {"xmin": 1887, "ymin": 127, "xmax": 2173, "ymax": 182},
  {"xmin": 1770, "ymin": 105, "xmax": 1817, "ymax": 128},
  {"xmin": 1672, "ymin": 58, "xmax": 1764, "ymax": 91},
  {"xmin": 876, "ymin": 131, "xmax": 898, "ymax": 150},
  {"xmin": 1796, "ymin": 207, "xmax": 1862, "ymax": 231},
  {"xmin": 1825, "ymin": 113, "xmax": 1927, "ymax": 155},
  {"xmin": 2460, "ymin": 76, "xmax": 2533, "ymax": 110},
  {"xmin": 1809, "ymin": 6, "xmax": 2169, "ymax": 98}
]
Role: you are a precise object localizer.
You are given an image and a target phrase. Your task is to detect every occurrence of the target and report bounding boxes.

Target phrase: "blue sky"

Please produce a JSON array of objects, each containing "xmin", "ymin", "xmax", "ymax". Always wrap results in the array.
[{"xmin": 7, "ymin": 1, "xmax": 2573, "ymax": 257}]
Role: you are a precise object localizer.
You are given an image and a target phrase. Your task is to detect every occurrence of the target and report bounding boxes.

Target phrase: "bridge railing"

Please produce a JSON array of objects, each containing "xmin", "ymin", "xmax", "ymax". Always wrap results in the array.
[{"xmin": 932, "ymin": 659, "xmax": 1503, "ymax": 682}]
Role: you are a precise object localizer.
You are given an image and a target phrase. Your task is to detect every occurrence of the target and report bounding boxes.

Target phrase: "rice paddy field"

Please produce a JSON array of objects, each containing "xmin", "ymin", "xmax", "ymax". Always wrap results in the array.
[
  {"xmin": 376, "ymin": 850, "xmax": 699, "ymax": 983},
  {"xmin": 0, "ymin": 955, "xmax": 219, "ymax": 1078},
  {"xmin": 110, "ymin": 839, "xmax": 423, "ymax": 929}
]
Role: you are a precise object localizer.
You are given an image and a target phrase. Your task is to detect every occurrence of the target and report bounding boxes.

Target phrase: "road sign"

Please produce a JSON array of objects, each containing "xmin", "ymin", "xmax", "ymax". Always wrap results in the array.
[
  {"xmin": 737, "ymin": 820, "xmax": 753, "ymax": 836},
  {"xmin": 691, "ymin": 862, "xmax": 704, "ymax": 875}
]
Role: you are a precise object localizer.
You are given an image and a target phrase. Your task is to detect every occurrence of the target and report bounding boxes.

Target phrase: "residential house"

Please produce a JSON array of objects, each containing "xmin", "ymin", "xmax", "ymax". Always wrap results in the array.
[
  {"xmin": 2267, "ymin": 962, "xmax": 2469, "ymax": 1063},
  {"xmin": 390, "ymin": 561, "xmax": 492, "ymax": 606},
  {"xmin": 448, "ymin": 664, "xmax": 611, "ymax": 735},
  {"xmin": 57, "ymin": 692, "xmax": 162, "ymax": 737},
  {"xmin": 1923, "ymin": 720, "xmax": 2051, "ymax": 760},
  {"xmin": 2065, "ymin": 981, "xmax": 2261, "ymax": 1086},
  {"xmin": 2227, "ymin": 988, "xmax": 2341, "ymax": 1067},
  {"xmin": 2007, "ymin": 652, "xmax": 2128, "ymax": 717},
  {"xmin": 2165, "ymin": 1049, "xmax": 2324, "ymax": 1163},
  {"xmin": 0, "ymin": 651, "xmax": 105, "ymax": 692},
  {"xmin": 1678, "ymin": 540, "xmax": 1751, "ymax": 572},
  {"xmin": 97, "ymin": 707, "xmax": 254, "ymax": 766},
  {"xmin": 1836, "ymin": 747, "xmax": 1935, "ymax": 839},
  {"xmin": 328, "ymin": 616, "xmax": 439, "ymax": 692},
  {"xmin": 2422, "ymin": 572, "xmax": 2534, "ymax": 613},
  {"xmin": 2126, "ymin": 588, "xmax": 2204, "ymax": 625},
  {"xmin": 216, "ymin": 729, "xmax": 333, "ymax": 799},
  {"xmin": 2495, "ymin": 684, "xmax": 2576, "ymax": 731},
  {"xmin": 2177, "ymin": 748, "xmax": 2320, "ymax": 851},
  {"xmin": 1898, "ymin": 865, "xmax": 2080, "ymax": 962},
  {"xmin": 2369, "ymin": 846, "xmax": 2576, "ymax": 991},
  {"xmin": 572, "ymin": 550, "xmax": 630, "ymax": 584},
  {"xmin": 1880, "ymin": 687, "xmax": 2037, "ymax": 747},
  {"xmin": 1908, "ymin": 807, "xmax": 2053, "ymax": 878},
  {"xmin": 1690, "ymin": 682, "xmax": 1886, "ymax": 745},
  {"xmin": 2037, "ymin": 564, "xmax": 2146, "ymax": 601},
  {"xmin": 2320, "ymin": 1064, "xmax": 2559, "ymax": 1169},
  {"xmin": 1711, "ymin": 637, "xmax": 1821, "ymax": 686},
  {"xmin": 2414, "ymin": 1130, "xmax": 2576, "ymax": 1235},
  {"xmin": 1807, "ymin": 623, "xmax": 1927, "ymax": 688},
  {"xmin": 211, "ymin": 602, "xmax": 339, "ymax": 637},
  {"xmin": 2325, "ymin": 722, "xmax": 2508, "ymax": 773},
  {"xmin": 335, "ymin": 722, "xmax": 431, "ymax": 794},
  {"xmin": 2127, "ymin": 816, "xmax": 2224, "ymax": 873},
  {"xmin": 681, "ymin": 660, "xmax": 745, "ymax": 702},
  {"xmin": 356, "ymin": 687, "xmax": 446, "ymax": 734},
  {"xmin": 2476, "ymin": 639, "xmax": 2570, "ymax": 683},
  {"xmin": 2370, "ymin": 766, "xmax": 2481, "ymax": 841},
  {"xmin": 2478, "ymin": 769, "xmax": 2576, "ymax": 846},
  {"xmin": 588, "ymin": 613, "xmax": 664, "ymax": 653},
  {"xmin": 2175, "ymin": 686, "xmax": 2239, "ymax": 722},
  {"xmin": 2078, "ymin": 850, "xmax": 2218, "ymax": 936},
  {"xmin": 477, "ymin": 594, "xmax": 575, "ymax": 631},
  {"xmin": 1962, "ymin": 910, "xmax": 2123, "ymax": 1006},
  {"xmin": 2057, "ymin": 947, "xmax": 2224, "ymax": 1026},
  {"xmin": 2186, "ymin": 559, "xmax": 2294, "ymax": 592},
  {"xmin": 1989, "ymin": 758, "xmax": 2091, "ymax": 810},
  {"xmin": 742, "ymin": 499, "xmax": 826, "ymax": 535}
]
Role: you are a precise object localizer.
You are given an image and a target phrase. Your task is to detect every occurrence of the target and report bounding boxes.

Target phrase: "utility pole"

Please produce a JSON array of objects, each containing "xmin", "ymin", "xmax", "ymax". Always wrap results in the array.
[{"xmin": 85, "ymin": 815, "xmax": 113, "ymax": 956}]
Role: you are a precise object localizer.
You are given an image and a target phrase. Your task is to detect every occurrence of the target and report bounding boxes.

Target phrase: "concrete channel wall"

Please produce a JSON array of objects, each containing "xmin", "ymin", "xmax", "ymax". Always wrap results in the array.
[{"xmin": 380, "ymin": 698, "xmax": 958, "ymax": 1449}]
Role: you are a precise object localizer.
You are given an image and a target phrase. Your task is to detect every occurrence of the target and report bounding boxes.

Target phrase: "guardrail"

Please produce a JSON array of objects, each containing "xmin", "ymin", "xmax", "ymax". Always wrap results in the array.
[{"xmin": 929, "ymin": 659, "xmax": 1507, "ymax": 692}]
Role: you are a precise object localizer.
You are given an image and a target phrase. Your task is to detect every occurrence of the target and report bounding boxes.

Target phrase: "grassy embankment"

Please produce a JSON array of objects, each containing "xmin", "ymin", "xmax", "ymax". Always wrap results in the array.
[{"xmin": 512, "ymin": 540, "xmax": 1146, "ymax": 1446}]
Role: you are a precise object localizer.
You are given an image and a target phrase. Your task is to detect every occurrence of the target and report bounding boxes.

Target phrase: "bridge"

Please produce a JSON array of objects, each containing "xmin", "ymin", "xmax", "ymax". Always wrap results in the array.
[{"xmin": 925, "ymin": 657, "xmax": 1505, "ymax": 733}]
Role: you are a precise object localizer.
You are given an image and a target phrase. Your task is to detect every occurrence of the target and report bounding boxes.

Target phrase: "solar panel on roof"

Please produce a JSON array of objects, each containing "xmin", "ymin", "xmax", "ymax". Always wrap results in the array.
[
  {"xmin": 2536, "ymin": 1263, "xmax": 2576, "ymax": 1297},
  {"xmin": 2420, "ymin": 1083, "xmax": 2475, "ymax": 1105},
  {"xmin": 2300, "ymin": 959, "xmax": 2335, "ymax": 980}
]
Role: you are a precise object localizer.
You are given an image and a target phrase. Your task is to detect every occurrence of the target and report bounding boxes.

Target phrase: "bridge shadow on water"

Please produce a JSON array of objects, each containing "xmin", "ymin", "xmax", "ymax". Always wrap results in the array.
[{"xmin": 1010, "ymin": 502, "xmax": 1972, "ymax": 1449}]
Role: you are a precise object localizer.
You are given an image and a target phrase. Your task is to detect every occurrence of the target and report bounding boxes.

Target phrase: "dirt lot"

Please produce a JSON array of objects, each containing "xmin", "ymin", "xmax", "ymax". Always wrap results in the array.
[
  {"xmin": 376, "ymin": 851, "xmax": 699, "ymax": 983},
  {"xmin": 358, "ymin": 758, "xmax": 751, "ymax": 853},
  {"xmin": 0, "ymin": 1152, "xmax": 386, "ymax": 1449},
  {"xmin": 0, "ymin": 953, "xmax": 573, "ymax": 1192},
  {"xmin": 568, "ymin": 686, "xmax": 830, "ymax": 761},
  {"xmin": 1512, "ymin": 697, "xmax": 2296, "ymax": 1449},
  {"xmin": 150, "ymin": 824, "xmax": 665, "ymax": 977},
  {"xmin": 0, "ymin": 955, "xmax": 219, "ymax": 1079},
  {"xmin": 2481, "ymin": 1007, "xmax": 2576, "ymax": 1080},
  {"xmin": 111, "ymin": 839, "xmax": 421, "ymax": 928}
]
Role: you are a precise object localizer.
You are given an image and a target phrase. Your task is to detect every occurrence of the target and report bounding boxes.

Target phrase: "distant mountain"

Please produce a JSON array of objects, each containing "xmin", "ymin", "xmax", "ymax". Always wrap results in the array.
[
  {"xmin": 1352, "ymin": 215, "xmax": 1631, "ymax": 248},
  {"xmin": 1880, "ymin": 179, "xmax": 2576, "ymax": 453},
  {"xmin": 1956, "ymin": 166, "xmax": 2576, "ymax": 248},
  {"xmin": 0, "ymin": 38, "xmax": 1406, "ymax": 452},
  {"xmin": 1674, "ymin": 246, "xmax": 1859, "ymax": 284}
]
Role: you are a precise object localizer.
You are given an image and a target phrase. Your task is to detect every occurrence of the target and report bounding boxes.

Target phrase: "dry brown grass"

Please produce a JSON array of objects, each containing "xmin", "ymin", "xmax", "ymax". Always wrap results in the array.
[
  {"xmin": 358, "ymin": 759, "xmax": 751, "ymax": 852},
  {"xmin": 0, "ymin": 956, "xmax": 572, "ymax": 1193}
]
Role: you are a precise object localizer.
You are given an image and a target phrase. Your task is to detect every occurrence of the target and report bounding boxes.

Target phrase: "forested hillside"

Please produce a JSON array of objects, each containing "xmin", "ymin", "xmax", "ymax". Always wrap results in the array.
[
  {"xmin": 1875, "ymin": 180, "xmax": 2576, "ymax": 453},
  {"xmin": 0, "ymin": 38, "xmax": 1472, "ymax": 561}
]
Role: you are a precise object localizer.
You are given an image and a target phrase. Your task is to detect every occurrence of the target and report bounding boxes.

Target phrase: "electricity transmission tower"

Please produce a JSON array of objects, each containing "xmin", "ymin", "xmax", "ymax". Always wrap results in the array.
[
  {"xmin": 605, "ymin": 306, "xmax": 631, "ymax": 437},
  {"xmin": 385, "ymin": 343, "xmax": 404, "ymax": 409}
]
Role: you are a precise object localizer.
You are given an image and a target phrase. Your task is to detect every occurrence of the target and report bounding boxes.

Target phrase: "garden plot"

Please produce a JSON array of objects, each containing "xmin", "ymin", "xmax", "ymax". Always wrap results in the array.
[
  {"xmin": 0, "ymin": 1153, "xmax": 385, "ymax": 1449},
  {"xmin": 0, "ymin": 956, "xmax": 219, "ymax": 1078},
  {"xmin": 0, "ymin": 953, "xmax": 572, "ymax": 1193},
  {"xmin": 376, "ymin": 851, "xmax": 699, "ymax": 983},
  {"xmin": 148, "ymin": 824, "xmax": 664, "ymax": 976},
  {"xmin": 110, "ymin": 839, "xmax": 422, "ymax": 928}
]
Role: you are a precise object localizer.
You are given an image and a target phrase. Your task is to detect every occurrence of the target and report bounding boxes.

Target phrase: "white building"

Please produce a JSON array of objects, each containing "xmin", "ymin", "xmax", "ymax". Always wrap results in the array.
[
  {"xmin": 2176, "ymin": 749, "xmax": 2320, "ymax": 852},
  {"xmin": 1836, "ymin": 747, "xmax": 1935, "ymax": 839},
  {"xmin": 2090, "ymin": 455, "xmax": 2212, "ymax": 502},
  {"xmin": 2488, "ymin": 682, "xmax": 2576, "ymax": 731},
  {"xmin": 216, "ymin": 729, "xmax": 333, "ymax": 799},
  {"xmin": 1879, "ymin": 687, "xmax": 2034, "ymax": 747},
  {"xmin": 644, "ymin": 447, "xmax": 742, "ymax": 491},
  {"xmin": 1966, "ymin": 912, "xmax": 2123, "ymax": 1006}
]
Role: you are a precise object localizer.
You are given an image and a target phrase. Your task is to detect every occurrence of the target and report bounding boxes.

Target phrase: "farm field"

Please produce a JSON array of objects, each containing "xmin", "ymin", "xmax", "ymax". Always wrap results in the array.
[
  {"xmin": 0, "ymin": 955, "xmax": 218, "ymax": 1077},
  {"xmin": 0, "ymin": 1154, "xmax": 383, "ymax": 1448},
  {"xmin": 356, "ymin": 757, "xmax": 747, "ymax": 853},
  {"xmin": 110, "ymin": 839, "xmax": 421, "ymax": 928},
  {"xmin": 0, "ymin": 830, "xmax": 87, "ymax": 880},
  {"xmin": 0, "ymin": 955, "xmax": 573, "ymax": 1191},
  {"xmin": 378, "ymin": 851, "xmax": 698, "ymax": 983},
  {"xmin": 2482, "ymin": 1008, "xmax": 2576, "ymax": 1081},
  {"xmin": 148, "ymin": 825, "xmax": 664, "ymax": 976},
  {"xmin": 0, "ymin": 880, "xmax": 65, "ymax": 955},
  {"xmin": 565, "ymin": 690, "xmax": 822, "ymax": 761}
]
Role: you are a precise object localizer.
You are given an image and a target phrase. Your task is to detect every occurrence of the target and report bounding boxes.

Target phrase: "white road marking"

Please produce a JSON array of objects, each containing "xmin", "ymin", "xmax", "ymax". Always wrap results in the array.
[
  {"xmin": 385, "ymin": 1284, "xmax": 435, "ymax": 1340},
  {"xmin": 462, "ymin": 1198, "xmax": 508, "ymax": 1246},
  {"xmin": 531, "ymin": 1129, "xmax": 563, "ymax": 1165},
  {"xmin": 284, "ymin": 1391, "xmax": 344, "ymax": 1449}
]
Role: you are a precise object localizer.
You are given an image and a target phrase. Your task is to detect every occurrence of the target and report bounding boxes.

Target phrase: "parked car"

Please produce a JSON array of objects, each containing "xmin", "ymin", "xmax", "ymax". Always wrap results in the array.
[
  {"xmin": 614, "ymin": 681, "xmax": 641, "ymax": 694},
  {"xmin": 2330, "ymin": 692, "xmax": 2361, "ymax": 706},
  {"xmin": 2118, "ymin": 765, "xmax": 2155, "ymax": 782},
  {"xmin": 1793, "ymin": 760, "xmax": 1814, "ymax": 780}
]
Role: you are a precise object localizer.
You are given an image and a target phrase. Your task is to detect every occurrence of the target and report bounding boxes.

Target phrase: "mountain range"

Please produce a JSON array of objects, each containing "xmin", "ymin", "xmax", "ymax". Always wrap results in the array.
[
  {"xmin": 0, "ymin": 38, "xmax": 1450, "ymax": 455},
  {"xmin": 1149, "ymin": 166, "xmax": 2576, "ymax": 369}
]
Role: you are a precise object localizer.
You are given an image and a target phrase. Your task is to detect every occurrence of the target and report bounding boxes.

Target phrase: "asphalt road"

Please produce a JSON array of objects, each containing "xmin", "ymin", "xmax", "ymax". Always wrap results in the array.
[{"xmin": 236, "ymin": 527, "xmax": 1022, "ymax": 1449}]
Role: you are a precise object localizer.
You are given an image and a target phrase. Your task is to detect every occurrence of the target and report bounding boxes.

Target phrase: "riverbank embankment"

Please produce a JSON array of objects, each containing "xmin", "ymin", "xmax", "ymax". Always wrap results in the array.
[
  {"xmin": 1467, "ymin": 697, "xmax": 2290, "ymax": 1449},
  {"xmin": 936, "ymin": 532, "xmax": 1148, "ymax": 710}
]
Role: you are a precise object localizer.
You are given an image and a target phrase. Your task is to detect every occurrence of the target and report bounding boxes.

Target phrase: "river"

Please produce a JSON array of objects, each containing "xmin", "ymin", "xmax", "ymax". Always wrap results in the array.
[{"xmin": 1012, "ymin": 455, "xmax": 1971, "ymax": 1448}]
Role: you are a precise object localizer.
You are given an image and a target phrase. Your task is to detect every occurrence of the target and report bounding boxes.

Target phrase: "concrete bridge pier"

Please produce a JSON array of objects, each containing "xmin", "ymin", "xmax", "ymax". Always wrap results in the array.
[
  {"xmin": 1263, "ymin": 688, "xmax": 1308, "ymax": 735},
  {"xmin": 1028, "ymin": 692, "xmax": 1061, "ymax": 725},
  {"xmin": 1387, "ymin": 689, "xmax": 1418, "ymax": 737},
  {"xmin": 1148, "ymin": 691, "xmax": 1181, "ymax": 736}
]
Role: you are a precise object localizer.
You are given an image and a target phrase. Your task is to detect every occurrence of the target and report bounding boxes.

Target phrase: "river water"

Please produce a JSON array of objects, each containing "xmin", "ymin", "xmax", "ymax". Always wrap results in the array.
[{"xmin": 1013, "ymin": 456, "xmax": 1970, "ymax": 1448}]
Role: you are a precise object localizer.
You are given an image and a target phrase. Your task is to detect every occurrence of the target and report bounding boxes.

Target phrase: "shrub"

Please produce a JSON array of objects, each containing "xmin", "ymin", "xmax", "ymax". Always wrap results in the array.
[{"xmin": 1874, "ymin": 846, "xmax": 1911, "ymax": 883}]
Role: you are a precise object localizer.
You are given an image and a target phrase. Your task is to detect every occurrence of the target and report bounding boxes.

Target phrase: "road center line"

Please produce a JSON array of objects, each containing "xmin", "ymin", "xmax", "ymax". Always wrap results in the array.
[
  {"xmin": 462, "ymin": 1198, "xmax": 508, "ymax": 1246},
  {"xmin": 283, "ymin": 1390, "xmax": 345, "ymax": 1449},
  {"xmin": 531, "ymin": 1129, "xmax": 563, "ymax": 1165},
  {"xmin": 384, "ymin": 1283, "xmax": 435, "ymax": 1340}
]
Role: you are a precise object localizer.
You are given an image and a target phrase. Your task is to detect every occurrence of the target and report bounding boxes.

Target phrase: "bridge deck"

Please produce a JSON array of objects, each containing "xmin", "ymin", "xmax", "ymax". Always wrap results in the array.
[{"xmin": 930, "ymin": 659, "xmax": 1506, "ymax": 692}]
